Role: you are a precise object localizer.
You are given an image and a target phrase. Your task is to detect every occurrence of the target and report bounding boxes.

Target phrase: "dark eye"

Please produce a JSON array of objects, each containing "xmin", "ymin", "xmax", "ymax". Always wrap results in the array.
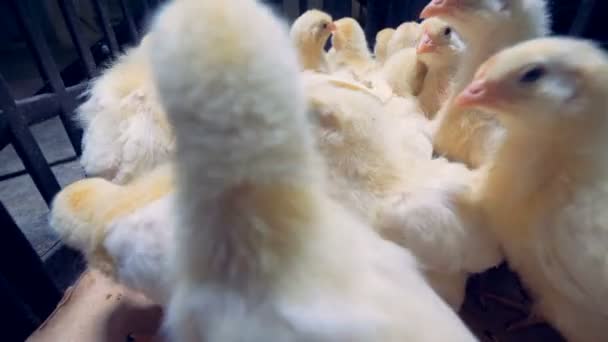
[
  {"xmin": 321, "ymin": 22, "xmax": 328, "ymax": 29},
  {"xmin": 443, "ymin": 27, "xmax": 451, "ymax": 36},
  {"xmin": 519, "ymin": 66, "xmax": 546, "ymax": 84}
]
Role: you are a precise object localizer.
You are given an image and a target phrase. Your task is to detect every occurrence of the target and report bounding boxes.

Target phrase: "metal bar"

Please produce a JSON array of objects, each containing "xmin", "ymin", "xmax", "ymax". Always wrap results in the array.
[
  {"xmin": 0, "ymin": 116, "xmax": 8, "ymax": 149},
  {"xmin": 119, "ymin": 0, "xmax": 140, "ymax": 43},
  {"xmin": 386, "ymin": 0, "xmax": 411, "ymax": 27},
  {"xmin": 91, "ymin": 0, "xmax": 120, "ymax": 55},
  {"xmin": 0, "ymin": 76, "xmax": 61, "ymax": 206},
  {"xmin": 0, "ymin": 156, "xmax": 79, "ymax": 183},
  {"xmin": 11, "ymin": 0, "xmax": 83, "ymax": 155},
  {"xmin": 0, "ymin": 82, "xmax": 87, "ymax": 127},
  {"xmin": 299, "ymin": 0, "xmax": 309, "ymax": 13},
  {"xmin": 58, "ymin": 0, "xmax": 98, "ymax": 79},
  {"xmin": 0, "ymin": 274, "xmax": 40, "ymax": 342},
  {"xmin": 365, "ymin": 0, "xmax": 390, "ymax": 48},
  {"xmin": 569, "ymin": 0, "xmax": 596, "ymax": 36},
  {"xmin": 0, "ymin": 202, "xmax": 62, "ymax": 321},
  {"xmin": 323, "ymin": 0, "xmax": 351, "ymax": 19}
]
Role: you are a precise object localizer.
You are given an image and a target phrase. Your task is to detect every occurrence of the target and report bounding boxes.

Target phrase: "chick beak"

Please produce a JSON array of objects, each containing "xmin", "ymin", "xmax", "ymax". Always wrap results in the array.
[
  {"xmin": 328, "ymin": 22, "xmax": 337, "ymax": 32},
  {"xmin": 420, "ymin": 0, "xmax": 457, "ymax": 19},
  {"xmin": 455, "ymin": 79, "xmax": 497, "ymax": 108},
  {"xmin": 416, "ymin": 32, "xmax": 436, "ymax": 54}
]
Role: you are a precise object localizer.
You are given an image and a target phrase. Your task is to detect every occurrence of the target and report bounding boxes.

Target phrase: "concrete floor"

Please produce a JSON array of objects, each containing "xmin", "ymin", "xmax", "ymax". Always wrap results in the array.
[{"xmin": 0, "ymin": 117, "xmax": 84, "ymax": 257}]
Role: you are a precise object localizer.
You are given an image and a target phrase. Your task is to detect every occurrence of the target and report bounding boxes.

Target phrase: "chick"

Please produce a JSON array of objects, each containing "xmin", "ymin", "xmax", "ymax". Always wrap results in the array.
[
  {"xmin": 307, "ymin": 81, "xmax": 502, "ymax": 309},
  {"xmin": 374, "ymin": 28, "xmax": 395, "ymax": 65},
  {"xmin": 378, "ymin": 48, "xmax": 428, "ymax": 98},
  {"xmin": 149, "ymin": 0, "xmax": 477, "ymax": 340},
  {"xmin": 77, "ymin": 35, "xmax": 175, "ymax": 184},
  {"xmin": 415, "ymin": 18, "xmax": 465, "ymax": 118},
  {"xmin": 386, "ymin": 21, "xmax": 423, "ymax": 58},
  {"xmin": 421, "ymin": 0, "xmax": 550, "ymax": 168},
  {"xmin": 457, "ymin": 37, "xmax": 608, "ymax": 342},
  {"xmin": 49, "ymin": 164, "xmax": 174, "ymax": 304},
  {"xmin": 327, "ymin": 17, "xmax": 374, "ymax": 80},
  {"xmin": 290, "ymin": 9, "xmax": 335, "ymax": 72}
]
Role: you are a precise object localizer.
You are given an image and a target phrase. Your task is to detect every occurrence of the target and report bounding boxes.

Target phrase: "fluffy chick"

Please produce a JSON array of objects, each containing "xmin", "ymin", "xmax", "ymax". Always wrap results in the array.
[
  {"xmin": 290, "ymin": 9, "xmax": 334, "ymax": 72},
  {"xmin": 307, "ymin": 80, "xmax": 501, "ymax": 309},
  {"xmin": 386, "ymin": 21, "xmax": 423, "ymax": 58},
  {"xmin": 78, "ymin": 35, "xmax": 175, "ymax": 184},
  {"xmin": 416, "ymin": 17, "xmax": 465, "ymax": 118},
  {"xmin": 457, "ymin": 37, "xmax": 608, "ymax": 342},
  {"xmin": 49, "ymin": 164, "xmax": 173, "ymax": 304},
  {"xmin": 327, "ymin": 17, "xmax": 374, "ymax": 78},
  {"xmin": 422, "ymin": 0, "xmax": 550, "ymax": 168},
  {"xmin": 374, "ymin": 28, "xmax": 395, "ymax": 65},
  {"xmin": 149, "ymin": 0, "xmax": 476, "ymax": 340}
]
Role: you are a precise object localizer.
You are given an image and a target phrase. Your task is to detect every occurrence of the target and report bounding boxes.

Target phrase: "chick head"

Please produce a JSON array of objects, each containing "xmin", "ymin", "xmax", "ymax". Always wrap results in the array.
[
  {"xmin": 416, "ymin": 17, "xmax": 464, "ymax": 66},
  {"xmin": 386, "ymin": 22, "xmax": 423, "ymax": 57},
  {"xmin": 331, "ymin": 18, "xmax": 368, "ymax": 53},
  {"xmin": 375, "ymin": 28, "xmax": 396, "ymax": 62},
  {"xmin": 291, "ymin": 9, "xmax": 335, "ymax": 48},
  {"xmin": 455, "ymin": 37, "xmax": 608, "ymax": 131},
  {"xmin": 420, "ymin": 0, "xmax": 548, "ymax": 43}
]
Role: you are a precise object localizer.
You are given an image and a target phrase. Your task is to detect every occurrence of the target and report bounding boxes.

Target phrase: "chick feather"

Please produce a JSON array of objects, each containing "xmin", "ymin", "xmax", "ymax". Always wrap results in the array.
[{"xmin": 148, "ymin": 0, "xmax": 477, "ymax": 340}]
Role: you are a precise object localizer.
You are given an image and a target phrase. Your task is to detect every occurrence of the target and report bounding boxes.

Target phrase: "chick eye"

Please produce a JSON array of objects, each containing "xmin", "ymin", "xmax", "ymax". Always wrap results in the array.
[
  {"xmin": 321, "ymin": 22, "xmax": 328, "ymax": 29},
  {"xmin": 443, "ymin": 27, "xmax": 451, "ymax": 36},
  {"xmin": 519, "ymin": 66, "xmax": 546, "ymax": 84}
]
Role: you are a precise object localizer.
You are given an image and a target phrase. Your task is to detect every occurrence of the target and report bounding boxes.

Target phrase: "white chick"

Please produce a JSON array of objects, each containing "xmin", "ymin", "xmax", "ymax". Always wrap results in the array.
[
  {"xmin": 374, "ymin": 28, "xmax": 395, "ymax": 65},
  {"xmin": 290, "ymin": 9, "xmax": 335, "ymax": 72},
  {"xmin": 456, "ymin": 37, "xmax": 608, "ymax": 342},
  {"xmin": 385, "ymin": 21, "xmax": 423, "ymax": 58},
  {"xmin": 415, "ymin": 17, "xmax": 465, "ymax": 118},
  {"xmin": 50, "ymin": 164, "xmax": 174, "ymax": 304},
  {"xmin": 327, "ymin": 17, "xmax": 374, "ymax": 79},
  {"xmin": 421, "ymin": 0, "xmax": 550, "ymax": 168},
  {"xmin": 149, "ymin": 0, "xmax": 477, "ymax": 340},
  {"xmin": 307, "ymin": 81, "xmax": 501, "ymax": 309},
  {"xmin": 77, "ymin": 35, "xmax": 175, "ymax": 184}
]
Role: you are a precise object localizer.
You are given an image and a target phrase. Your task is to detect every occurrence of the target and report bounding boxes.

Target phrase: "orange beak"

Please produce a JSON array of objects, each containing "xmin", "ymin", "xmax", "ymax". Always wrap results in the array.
[
  {"xmin": 420, "ymin": 0, "xmax": 458, "ymax": 19},
  {"xmin": 455, "ymin": 79, "xmax": 499, "ymax": 108},
  {"xmin": 328, "ymin": 22, "xmax": 337, "ymax": 32},
  {"xmin": 416, "ymin": 32, "xmax": 436, "ymax": 54}
]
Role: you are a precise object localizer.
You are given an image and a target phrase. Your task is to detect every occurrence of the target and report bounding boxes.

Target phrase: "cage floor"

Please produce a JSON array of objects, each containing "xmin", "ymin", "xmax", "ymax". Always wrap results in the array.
[{"xmin": 0, "ymin": 116, "xmax": 84, "ymax": 257}]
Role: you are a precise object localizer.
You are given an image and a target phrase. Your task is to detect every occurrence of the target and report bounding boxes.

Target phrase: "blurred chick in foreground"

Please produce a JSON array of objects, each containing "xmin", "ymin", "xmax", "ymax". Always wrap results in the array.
[
  {"xmin": 416, "ymin": 17, "xmax": 464, "ymax": 118},
  {"xmin": 291, "ymin": 9, "xmax": 334, "ymax": 72},
  {"xmin": 149, "ymin": 0, "xmax": 477, "ymax": 340},
  {"xmin": 50, "ymin": 164, "xmax": 173, "ymax": 304},
  {"xmin": 327, "ymin": 18, "xmax": 374, "ymax": 79},
  {"xmin": 422, "ymin": 0, "xmax": 550, "ymax": 168},
  {"xmin": 77, "ymin": 36, "xmax": 175, "ymax": 184},
  {"xmin": 374, "ymin": 28, "xmax": 395, "ymax": 65},
  {"xmin": 458, "ymin": 37, "xmax": 608, "ymax": 342},
  {"xmin": 386, "ymin": 21, "xmax": 423, "ymax": 58}
]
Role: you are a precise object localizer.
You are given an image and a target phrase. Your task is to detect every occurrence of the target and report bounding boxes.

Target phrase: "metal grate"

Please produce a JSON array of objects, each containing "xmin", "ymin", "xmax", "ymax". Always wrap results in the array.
[{"xmin": 0, "ymin": 0, "xmax": 604, "ymax": 339}]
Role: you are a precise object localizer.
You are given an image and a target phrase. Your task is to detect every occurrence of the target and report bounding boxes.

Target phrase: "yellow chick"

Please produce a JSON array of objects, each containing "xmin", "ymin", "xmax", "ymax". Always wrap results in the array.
[
  {"xmin": 327, "ymin": 17, "xmax": 374, "ymax": 79},
  {"xmin": 457, "ymin": 37, "xmax": 608, "ymax": 342},
  {"xmin": 50, "ymin": 164, "xmax": 173, "ymax": 304},
  {"xmin": 374, "ymin": 28, "xmax": 395, "ymax": 65},
  {"xmin": 77, "ymin": 35, "xmax": 175, "ymax": 184},
  {"xmin": 290, "ymin": 9, "xmax": 335, "ymax": 72},
  {"xmin": 149, "ymin": 0, "xmax": 477, "ymax": 340},
  {"xmin": 421, "ymin": 0, "xmax": 550, "ymax": 168},
  {"xmin": 386, "ymin": 21, "xmax": 423, "ymax": 58},
  {"xmin": 415, "ymin": 17, "xmax": 464, "ymax": 118}
]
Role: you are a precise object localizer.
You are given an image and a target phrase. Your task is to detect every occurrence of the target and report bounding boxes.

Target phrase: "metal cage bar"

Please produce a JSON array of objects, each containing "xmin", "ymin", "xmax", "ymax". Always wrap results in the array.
[
  {"xmin": 323, "ymin": 0, "xmax": 352, "ymax": 19},
  {"xmin": 0, "ymin": 274, "xmax": 40, "ymax": 342},
  {"xmin": 120, "ymin": 0, "xmax": 140, "ymax": 43},
  {"xmin": 91, "ymin": 0, "xmax": 121, "ymax": 55},
  {"xmin": 0, "ymin": 202, "xmax": 62, "ymax": 320},
  {"xmin": 0, "ymin": 76, "xmax": 61, "ymax": 206},
  {"xmin": 569, "ymin": 0, "xmax": 597, "ymax": 36},
  {"xmin": 58, "ymin": 0, "xmax": 98, "ymax": 79},
  {"xmin": 365, "ymin": 0, "xmax": 390, "ymax": 47},
  {"xmin": 11, "ymin": 0, "xmax": 83, "ymax": 155}
]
